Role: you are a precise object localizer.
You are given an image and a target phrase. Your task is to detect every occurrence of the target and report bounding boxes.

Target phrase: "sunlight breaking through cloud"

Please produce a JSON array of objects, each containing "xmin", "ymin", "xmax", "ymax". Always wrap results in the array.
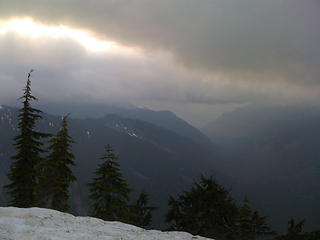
[{"xmin": 0, "ymin": 18, "xmax": 134, "ymax": 54}]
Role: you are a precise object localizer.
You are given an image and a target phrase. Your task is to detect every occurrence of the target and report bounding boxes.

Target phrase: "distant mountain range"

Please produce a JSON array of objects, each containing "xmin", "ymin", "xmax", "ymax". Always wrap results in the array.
[
  {"xmin": 37, "ymin": 101, "xmax": 213, "ymax": 149},
  {"xmin": 0, "ymin": 104, "xmax": 216, "ymax": 228},
  {"xmin": 204, "ymin": 104, "xmax": 320, "ymax": 232},
  {"xmin": 2, "ymin": 103, "xmax": 319, "ymax": 232}
]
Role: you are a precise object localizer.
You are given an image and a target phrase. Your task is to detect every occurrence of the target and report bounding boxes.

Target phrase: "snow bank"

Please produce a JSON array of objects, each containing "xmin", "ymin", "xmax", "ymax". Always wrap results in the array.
[{"xmin": 0, "ymin": 207, "xmax": 212, "ymax": 240}]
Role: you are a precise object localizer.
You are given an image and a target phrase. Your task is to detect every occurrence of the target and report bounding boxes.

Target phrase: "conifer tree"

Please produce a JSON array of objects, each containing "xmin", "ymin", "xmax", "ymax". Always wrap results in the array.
[
  {"xmin": 165, "ymin": 174, "xmax": 238, "ymax": 239},
  {"xmin": 275, "ymin": 219, "xmax": 307, "ymax": 240},
  {"xmin": 88, "ymin": 145, "xmax": 131, "ymax": 221},
  {"xmin": 166, "ymin": 195, "xmax": 183, "ymax": 230},
  {"xmin": 307, "ymin": 230, "xmax": 320, "ymax": 240},
  {"xmin": 36, "ymin": 115, "xmax": 76, "ymax": 211},
  {"xmin": 4, "ymin": 70, "xmax": 49, "ymax": 207},
  {"xmin": 129, "ymin": 189, "xmax": 157, "ymax": 228},
  {"xmin": 236, "ymin": 197, "xmax": 275, "ymax": 240},
  {"xmin": 237, "ymin": 197, "xmax": 255, "ymax": 239},
  {"xmin": 275, "ymin": 219, "xmax": 320, "ymax": 240}
]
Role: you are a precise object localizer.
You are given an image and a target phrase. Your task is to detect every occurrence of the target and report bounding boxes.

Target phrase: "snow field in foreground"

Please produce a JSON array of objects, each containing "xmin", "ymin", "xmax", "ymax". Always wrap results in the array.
[{"xmin": 0, "ymin": 207, "xmax": 212, "ymax": 240}]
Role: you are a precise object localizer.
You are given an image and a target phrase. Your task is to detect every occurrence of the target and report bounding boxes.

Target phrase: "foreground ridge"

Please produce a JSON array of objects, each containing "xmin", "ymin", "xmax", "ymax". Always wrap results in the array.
[{"xmin": 0, "ymin": 207, "xmax": 213, "ymax": 240}]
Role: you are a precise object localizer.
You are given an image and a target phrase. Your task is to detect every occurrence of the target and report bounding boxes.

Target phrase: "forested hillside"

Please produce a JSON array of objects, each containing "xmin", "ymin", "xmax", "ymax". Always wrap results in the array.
[{"xmin": 0, "ymin": 105, "xmax": 216, "ymax": 227}]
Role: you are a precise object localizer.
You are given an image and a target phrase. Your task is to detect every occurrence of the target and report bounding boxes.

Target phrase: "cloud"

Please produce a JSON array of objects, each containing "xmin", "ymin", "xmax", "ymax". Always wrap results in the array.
[
  {"xmin": 1, "ymin": 0, "xmax": 319, "ymax": 85},
  {"xmin": 0, "ymin": 0, "xmax": 319, "ymax": 126},
  {"xmin": 0, "ymin": 30, "xmax": 268, "ymax": 111}
]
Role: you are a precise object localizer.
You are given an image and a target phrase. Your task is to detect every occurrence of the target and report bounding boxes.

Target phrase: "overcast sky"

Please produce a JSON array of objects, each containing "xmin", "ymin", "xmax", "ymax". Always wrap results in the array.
[{"xmin": 0, "ymin": 0, "xmax": 319, "ymax": 127}]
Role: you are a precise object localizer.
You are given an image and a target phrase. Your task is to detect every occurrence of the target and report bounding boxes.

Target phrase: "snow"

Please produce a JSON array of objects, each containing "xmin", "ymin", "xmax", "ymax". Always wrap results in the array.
[
  {"xmin": 0, "ymin": 207, "xmax": 213, "ymax": 240},
  {"xmin": 108, "ymin": 121, "xmax": 141, "ymax": 139},
  {"xmin": 128, "ymin": 132, "xmax": 139, "ymax": 138}
]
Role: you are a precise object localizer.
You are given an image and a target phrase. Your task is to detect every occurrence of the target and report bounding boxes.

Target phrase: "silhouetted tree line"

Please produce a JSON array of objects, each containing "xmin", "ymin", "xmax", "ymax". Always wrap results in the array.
[
  {"xmin": 4, "ymin": 71, "xmax": 155, "ymax": 228},
  {"xmin": 165, "ymin": 175, "xmax": 320, "ymax": 240},
  {"xmin": 3, "ymin": 71, "xmax": 320, "ymax": 238},
  {"xmin": 165, "ymin": 175, "xmax": 275, "ymax": 239}
]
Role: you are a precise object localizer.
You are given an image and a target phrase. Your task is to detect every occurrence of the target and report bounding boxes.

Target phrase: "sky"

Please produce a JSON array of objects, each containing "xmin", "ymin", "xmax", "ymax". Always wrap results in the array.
[{"xmin": 0, "ymin": 0, "xmax": 319, "ymax": 127}]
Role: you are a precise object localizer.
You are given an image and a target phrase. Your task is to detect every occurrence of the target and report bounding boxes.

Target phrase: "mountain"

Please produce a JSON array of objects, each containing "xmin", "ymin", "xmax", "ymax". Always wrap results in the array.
[
  {"xmin": 204, "ymin": 104, "xmax": 320, "ymax": 232},
  {"xmin": 0, "ymin": 105, "xmax": 216, "ymax": 228},
  {"xmin": 0, "ymin": 207, "xmax": 212, "ymax": 240},
  {"xmin": 37, "ymin": 102, "xmax": 213, "ymax": 149}
]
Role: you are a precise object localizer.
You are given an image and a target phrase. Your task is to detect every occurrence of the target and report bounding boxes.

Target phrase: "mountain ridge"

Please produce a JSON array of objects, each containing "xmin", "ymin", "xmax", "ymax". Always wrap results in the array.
[{"xmin": 0, "ymin": 104, "xmax": 217, "ymax": 228}]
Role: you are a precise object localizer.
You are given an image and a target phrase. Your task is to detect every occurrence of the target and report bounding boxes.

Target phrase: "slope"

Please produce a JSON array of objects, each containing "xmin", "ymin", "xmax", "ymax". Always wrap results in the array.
[
  {"xmin": 0, "ymin": 105, "xmax": 216, "ymax": 228},
  {"xmin": 37, "ymin": 102, "xmax": 213, "ymax": 148},
  {"xmin": 0, "ymin": 207, "xmax": 212, "ymax": 240},
  {"xmin": 204, "ymin": 104, "xmax": 320, "ymax": 232}
]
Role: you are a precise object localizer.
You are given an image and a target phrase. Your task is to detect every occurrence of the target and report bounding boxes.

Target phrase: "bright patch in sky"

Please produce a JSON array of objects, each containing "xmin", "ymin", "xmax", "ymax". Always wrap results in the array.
[{"xmin": 0, "ymin": 18, "xmax": 130, "ymax": 53}]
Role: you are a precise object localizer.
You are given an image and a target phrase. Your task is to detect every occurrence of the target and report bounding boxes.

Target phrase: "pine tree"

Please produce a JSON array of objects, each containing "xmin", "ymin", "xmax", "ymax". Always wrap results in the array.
[
  {"xmin": 4, "ymin": 70, "xmax": 49, "ymax": 207},
  {"xmin": 275, "ymin": 219, "xmax": 320, "ymax": 240},
  {"xmin": 129, "ymin": 189, "xmax": 157, "ymax": 228},
  {"xmin": 307, "ymin": 230, "xmax": 320, "ymax": 240},
  {"xmin": 236, "ymin": 197, "xmax": 275, "ymax": 240},
  {"xmin": 166, "ymin": 195, "xmax": 183, "ymax": 230},
  {"xmin": 237, "ymin": 197, "xmax": 255, "ymax": 240},
  {"xmin": 250, "ymin": 211, "xmax": 275, "ymax": 237},
  {"xmin": 275, "ymin": 219, "xmax": 308, "ymax": 240},
  {"xmin": 165, "ymin": 174, "xmax": 238, "ymax": 239},
  {"xmin": 88, "ymin": 145, "xmax": 131, "ymax": 221},
  {"xmin": 36, "ymin": 115, "xmax": 76, "ymax": 211}
]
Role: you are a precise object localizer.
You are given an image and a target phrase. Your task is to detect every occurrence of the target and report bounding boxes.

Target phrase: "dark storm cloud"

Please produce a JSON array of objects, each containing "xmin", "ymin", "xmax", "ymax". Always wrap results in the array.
[
  {"xmin": 0, "ymin": 33, "xmax": 250, "ymax": 106},
  {"xmin": 1, "ymin": 32, "xmax": 267, "ymax": 119},
  {"xmin": 1, "ymin": 0, "xmax": 320, "ymax": 126},
  {"xmin": 1, "ymin": 0, "xmax": 319, "ymax": 86}
]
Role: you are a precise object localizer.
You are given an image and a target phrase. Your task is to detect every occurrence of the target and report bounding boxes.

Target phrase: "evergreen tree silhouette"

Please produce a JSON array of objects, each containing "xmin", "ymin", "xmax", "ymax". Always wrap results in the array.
[
  {"xmin": 36, "ymin": 115, "xmax": 76, "ymax": 211},
  {"xmin": 165, "ymin": 174, "xmax": 238, "ymax": 239},
  {"xmin": 276, "ymin": 218, "xmax": 308, "ymax": 240},
  {"xmin": 5, "ymin": 70, "xmax": 50, "ymax": 207},
  {"xmin": 129, "ymin": 189, "xmax": 157, "ymax": 228},
  {"xmin": 236, "ymin": 197, "xmax": 275, "ymax": 240},
  {"xmin": 88, "ymin": 145, "xmax": 131, "ymax": 221}
]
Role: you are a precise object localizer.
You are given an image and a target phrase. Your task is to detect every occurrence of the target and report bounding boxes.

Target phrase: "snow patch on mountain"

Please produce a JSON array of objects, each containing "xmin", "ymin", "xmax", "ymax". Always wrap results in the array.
[
  {"xmin": 0, "ymin": 207, "xmax": 212, "ymax": 240},
  {"xmin": 0, "ymin": 107, "xmax": 16, "ymax": 131},
  {"xmin": 127, "ymin": 131, "xmax": 139, "ymax": 138},
  {"xmin": 108, "ymin": 121, "xmax": 142, "ymax": 139}
]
